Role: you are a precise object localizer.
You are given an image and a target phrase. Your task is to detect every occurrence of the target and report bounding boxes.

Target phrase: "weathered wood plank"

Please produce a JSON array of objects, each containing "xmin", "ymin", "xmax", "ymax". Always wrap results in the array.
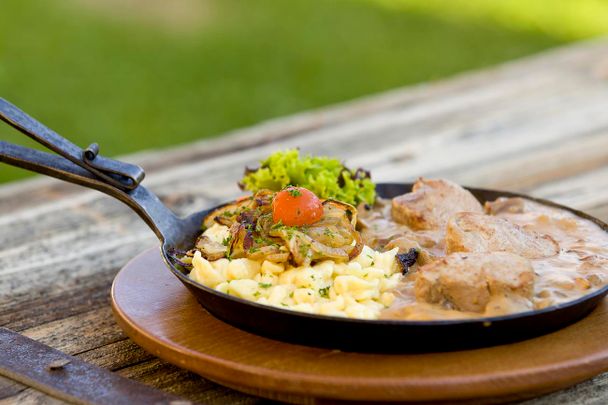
[
  {"xmin": 21, "ymin": 307, "xmax": 124, "ymax": 355},
  {"xmin": 76, "ymin": 339, "xmax": 153, "ymax": 371},
  {"xmin": 522, "ymin": 373, "xmax": 608, "ymax": 405},
  {"xmin": 117, "ymin": 359, "xmax": 260, "ymax": 404},
  {"xmin": 0, "ymin": 377, "xmax": 27, "ymax": 400},
  {"xmin": 0, "ymin": 240, "xmax": 154, "ymax": 330},
  {"xmin": 0, "ymin": 388, "xmax": 66, "ymax": 405}
]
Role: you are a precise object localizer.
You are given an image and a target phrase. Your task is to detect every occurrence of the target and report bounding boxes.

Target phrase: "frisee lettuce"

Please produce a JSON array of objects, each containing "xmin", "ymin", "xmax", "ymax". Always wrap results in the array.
[{"xmin": 239, "ymin": 149, "xmax": 376, "ymax": 206}]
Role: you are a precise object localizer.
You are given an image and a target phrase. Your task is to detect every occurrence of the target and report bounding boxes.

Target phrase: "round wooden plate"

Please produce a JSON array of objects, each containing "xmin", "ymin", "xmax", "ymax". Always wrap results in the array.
[{"xmin": 111, "ymin": 248, "xmax": 608, "ymax": 404}]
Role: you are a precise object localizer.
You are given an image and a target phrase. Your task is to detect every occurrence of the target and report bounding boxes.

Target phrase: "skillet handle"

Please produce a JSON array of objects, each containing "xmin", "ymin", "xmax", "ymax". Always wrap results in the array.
[
  {"xmin": 0, "ymin": 101, "xmax": 194, "ymax": 247},
  {"xmin": 0, "ymin": 98, "xmax": 144, "ymax": 190}
]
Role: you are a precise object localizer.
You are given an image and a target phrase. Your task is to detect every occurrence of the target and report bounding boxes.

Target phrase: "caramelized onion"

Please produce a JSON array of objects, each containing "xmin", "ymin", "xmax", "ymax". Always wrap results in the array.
[{"xmin": 197, "ymin": 189, "xmax": 364, "ymax": 266}]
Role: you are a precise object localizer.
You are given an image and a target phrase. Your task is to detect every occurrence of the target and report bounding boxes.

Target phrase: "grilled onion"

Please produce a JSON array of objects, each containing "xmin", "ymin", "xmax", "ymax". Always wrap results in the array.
[{"xmin": 196, "ymin": 189, "xmax": 363, "ymax": 266}]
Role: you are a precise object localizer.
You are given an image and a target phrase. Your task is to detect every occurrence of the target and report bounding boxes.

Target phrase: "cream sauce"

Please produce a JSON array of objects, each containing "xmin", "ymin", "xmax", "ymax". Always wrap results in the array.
[{"xmin": 359, "ymin": 197, "xmax": 608, "ymax": 320}]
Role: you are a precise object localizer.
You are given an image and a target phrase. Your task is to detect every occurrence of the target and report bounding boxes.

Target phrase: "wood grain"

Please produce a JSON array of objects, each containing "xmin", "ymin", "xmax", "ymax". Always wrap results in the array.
[{"xmin": 1, "ymin": 39, "xmax": 608, "ymax": 403}]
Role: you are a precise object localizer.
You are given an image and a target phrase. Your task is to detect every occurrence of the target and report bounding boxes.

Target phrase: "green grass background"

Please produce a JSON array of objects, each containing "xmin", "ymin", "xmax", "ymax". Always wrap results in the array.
[{"xmin": 1, "ymin": 0, "xmax": 606, "ymax": 183}]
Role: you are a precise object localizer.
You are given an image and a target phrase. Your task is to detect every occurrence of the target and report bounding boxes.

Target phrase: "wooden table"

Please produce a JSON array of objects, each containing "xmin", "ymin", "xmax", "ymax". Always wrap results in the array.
[{"xmin": 1, "ymin": 39, "xmax": 608, "ymax": 404}]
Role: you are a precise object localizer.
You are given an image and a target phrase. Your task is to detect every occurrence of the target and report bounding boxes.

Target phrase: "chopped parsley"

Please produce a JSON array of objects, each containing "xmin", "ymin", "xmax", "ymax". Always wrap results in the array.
[
  {"xmin": 298, "ymin": 242, "xmax": 311, "ymax": 257},
  {"xmin": 318, "ymin": 286, "xmax": 330, "ymax": 298},
  {"xmin": 253, "ymin": 291, "xmax": 261, "ymax": 298},
  {"xmin": 287, "ymin": 188, "xmax": 302, "ymax": 197},
  {"xmin": 366, "ymin": 254, "xmax": 375, "ymax": 266},
  {"xmin": 224, "ymin": 236, "xmax": 233, "ymax": 260},
  {"xmin": 258, "ymin": 282, "xmax": 273, "ymax": 288},
  {"xmin": 271, "ymin": 220, "xmax": 302, "ymax": 239},
  {"xmin": 271, "ymin": 220, "xmax": 284, "ymax": 230}
]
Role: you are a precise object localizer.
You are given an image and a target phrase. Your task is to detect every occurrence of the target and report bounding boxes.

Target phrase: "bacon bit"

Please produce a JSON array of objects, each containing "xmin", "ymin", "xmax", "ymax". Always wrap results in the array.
[
  {"xmin": 255, "ymin": 198, "xmax": 269, "ymax": 206},
  {"xmin": 396, "ymin": 248, "xmax": 419, "ymax": 275},
  {"xmin": 243, "ymin": 228, "xmax": 254, "ymax": 251}
]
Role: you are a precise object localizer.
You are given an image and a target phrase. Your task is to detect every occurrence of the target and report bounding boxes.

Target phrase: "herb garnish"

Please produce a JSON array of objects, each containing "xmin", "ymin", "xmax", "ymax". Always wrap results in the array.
[
  {"xmin": 287, "ymin": 188, "xmax": 302, "ymax": 197},
  {"xmin": 298, "ymin": 242, "xmax": 311, "ymax": 257},
  {"xmin": 254, "ymin": 236, "xmax": 267, "ymax": 244},
  {"xmin": 223, "ymin": 235, "xmax": 233, "ymax": 260},
  {"xmin": 318, "ymin": 286, "xmax": 330, "ymax": 298},
  {"xmin": 259, "ymin": 282, "xmax": 273, "ymax": 288},
  {"xmin": 239, "ymin": 149, "xmax": 376, "ymax": 206},
  {"xmin": 323, "ymin": 228, "xmax": 335, "ymax": 239},
  {"xmin": 271, "ymin": 220, "xmax": 284, "ymax": 230}
]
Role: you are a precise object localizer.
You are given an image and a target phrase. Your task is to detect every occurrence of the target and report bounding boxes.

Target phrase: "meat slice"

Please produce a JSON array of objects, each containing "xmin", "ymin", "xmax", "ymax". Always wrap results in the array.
[
  {"xmin": 446, "ymin": 212, "xmax": 559, "ymax": 259},
  {"xmin": 415, "ymin": 252, "xmax": 535, "ymax": 313},
  {"xmin": 392, "ymin": 178, "xmax": 483, "ymax": 230}
]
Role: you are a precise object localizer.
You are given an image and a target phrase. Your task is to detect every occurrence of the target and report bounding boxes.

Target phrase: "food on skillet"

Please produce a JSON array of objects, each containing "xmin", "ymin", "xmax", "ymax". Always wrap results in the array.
[
  {"xmin": 199, "ymin": 187, "xmax": 362, "ymax": 266},
  {"xmin": 181, "ymin": 152, "xmax": 608, "ymax": 320},
  {"xmin": 186, "ymin": 186, "xmax": 401, "ymax": 319},
  {"xmin": 365, "ymin": 179, "xmax": 608, "ymax": 320}
]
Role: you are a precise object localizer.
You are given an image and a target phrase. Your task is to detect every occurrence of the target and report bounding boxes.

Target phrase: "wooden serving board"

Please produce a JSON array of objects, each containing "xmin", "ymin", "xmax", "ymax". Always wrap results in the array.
[{"xmin": 111, "ymin": 248, "xmax": 608, "ymax": 404}]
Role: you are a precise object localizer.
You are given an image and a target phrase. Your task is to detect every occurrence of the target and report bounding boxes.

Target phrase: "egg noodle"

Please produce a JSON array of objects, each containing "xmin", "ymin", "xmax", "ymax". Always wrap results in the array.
[{"xmin": 188, "ymin": 224, "xmax": 401, "ymax": 319}]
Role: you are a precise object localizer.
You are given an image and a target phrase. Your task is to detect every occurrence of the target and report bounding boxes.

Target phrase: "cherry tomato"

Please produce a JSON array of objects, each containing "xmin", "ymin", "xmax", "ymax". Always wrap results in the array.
[{"xmin": 272, "ymin": 186, "xmax": 323, "ymax": 226}]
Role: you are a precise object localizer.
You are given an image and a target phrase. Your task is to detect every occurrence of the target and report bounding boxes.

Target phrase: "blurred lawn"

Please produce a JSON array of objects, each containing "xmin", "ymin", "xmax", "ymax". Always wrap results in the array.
[{"xmin": 0, "ymin": 0, "xmax": 604, "ymax": 183}]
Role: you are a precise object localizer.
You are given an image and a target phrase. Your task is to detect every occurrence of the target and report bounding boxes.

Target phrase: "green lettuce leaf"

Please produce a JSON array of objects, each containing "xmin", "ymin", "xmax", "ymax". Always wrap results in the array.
[{"xmin": 240, "ymin": 149, "xmax": 376, "ymax": 206}]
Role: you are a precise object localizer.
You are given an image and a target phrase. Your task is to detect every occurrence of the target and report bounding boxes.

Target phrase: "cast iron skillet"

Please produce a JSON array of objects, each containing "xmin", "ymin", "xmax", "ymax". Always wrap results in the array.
[{"xmin": 1, "ymin": 98, "xmax": 608, "ymax": 353}]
